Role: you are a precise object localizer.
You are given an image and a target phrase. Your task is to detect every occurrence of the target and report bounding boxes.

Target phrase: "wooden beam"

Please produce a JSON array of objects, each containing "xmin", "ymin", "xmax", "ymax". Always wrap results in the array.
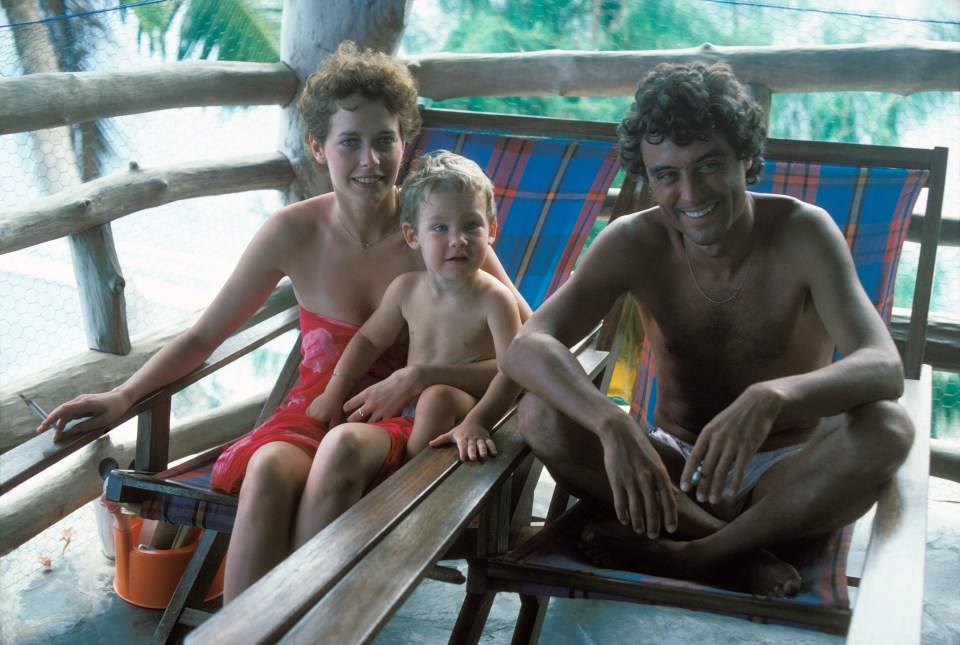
[
  {"xmin": 0, "ymin": 153, "xmax": 294, "ymax": 255},
  {"xmin": 0, "ymin": 61, "xmax": 297, "ymax": 135},
  {"xmin": 3, "ymin": 41, "xmax": 956, "ymax": 137},
  {"xmin": 407, "ymin": 41, "xmax": 960, "ymax": 100}
]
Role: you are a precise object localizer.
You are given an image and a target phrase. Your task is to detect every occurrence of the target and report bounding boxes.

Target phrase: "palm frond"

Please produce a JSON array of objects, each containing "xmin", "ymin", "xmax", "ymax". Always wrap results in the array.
[
  {"xmin": 120, "ymin": 0, "xmax": 184, "ymax": 58},
  {"xmin": 177, "ymin": 0, "xmax": 282, "ymax": 63}
]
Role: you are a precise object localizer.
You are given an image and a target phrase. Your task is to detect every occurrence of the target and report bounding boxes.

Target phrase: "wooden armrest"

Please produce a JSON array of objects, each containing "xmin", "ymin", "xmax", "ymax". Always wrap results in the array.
[
  {"xmin": 105, "ymin": 470, "xmax": 239, "ymax": 507},
  {"xmin": 847, "ymin": 366, "xmax": 931, "ymax": 645},
  {"xmin": 0, "ymin": 306, "xmax": 298, "ymax": 496}
]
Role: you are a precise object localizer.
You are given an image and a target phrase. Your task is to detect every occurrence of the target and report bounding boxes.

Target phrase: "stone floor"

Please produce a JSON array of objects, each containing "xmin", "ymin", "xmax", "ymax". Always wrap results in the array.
[{"xmin": 2, "ymin": 475, "xmax": 958, "ymax": 644}]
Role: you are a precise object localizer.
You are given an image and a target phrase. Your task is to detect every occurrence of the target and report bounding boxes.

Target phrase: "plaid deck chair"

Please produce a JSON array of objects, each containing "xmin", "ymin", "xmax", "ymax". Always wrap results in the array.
[
  {"xmin": 451, "ymin": 138, "xmax": 945, "ymax": 644},
  {"xmin": 104, "ymin": 109, "xmax": 621, "ymax": 644}
]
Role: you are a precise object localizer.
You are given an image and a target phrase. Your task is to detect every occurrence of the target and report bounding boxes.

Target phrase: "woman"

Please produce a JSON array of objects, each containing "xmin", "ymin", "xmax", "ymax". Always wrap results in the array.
[{"xmin": 39, "ymin": 41, "xmax": 530, "ymax": 601}]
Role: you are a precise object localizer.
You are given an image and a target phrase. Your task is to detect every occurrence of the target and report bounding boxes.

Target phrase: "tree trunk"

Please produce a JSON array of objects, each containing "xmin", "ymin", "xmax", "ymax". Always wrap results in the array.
[
  {"xmin": 278, "ymin": 0, "xmax": 411, "ymax": 203},
  {"xmin": 2, "ymin": 0, "xmax": 131, "ymax": 354}
]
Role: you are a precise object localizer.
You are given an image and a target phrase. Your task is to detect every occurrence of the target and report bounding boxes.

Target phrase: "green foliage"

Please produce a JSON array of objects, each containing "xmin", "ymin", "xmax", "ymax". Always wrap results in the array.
[
  {"xmin": 121, "ymin": 0, "xmax": 282, "ymax": 62},
  {"xmin": 933, "ymin": 371, "xmax": 960, "ymax": 439}
]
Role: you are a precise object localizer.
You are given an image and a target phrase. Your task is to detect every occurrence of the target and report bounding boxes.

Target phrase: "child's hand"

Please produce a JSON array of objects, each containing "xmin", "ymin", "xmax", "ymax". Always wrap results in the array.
[
  {"xmin": 430, "ymin": 419, "xmax": 498, "ymax": 462},
  {"xmin": 306, "ymin": 392, "xmax": 343, "ymax": 429}
]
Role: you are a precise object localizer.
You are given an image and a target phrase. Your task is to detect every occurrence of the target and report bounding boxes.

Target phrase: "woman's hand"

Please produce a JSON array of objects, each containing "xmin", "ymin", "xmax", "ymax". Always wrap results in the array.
[
  {"xmin": 429, "ymin": 419, "xmax": 498, "ymax": 462},
  {"xmin": 38, "ymin": 390, "xmax": 131, "ymax": 442},
  {"xmin": 343, "ymin": 366, "xmax": 422, "ymax": 423}
]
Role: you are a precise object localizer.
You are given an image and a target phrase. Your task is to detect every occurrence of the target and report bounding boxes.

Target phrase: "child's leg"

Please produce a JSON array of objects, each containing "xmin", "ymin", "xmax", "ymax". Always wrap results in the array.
[
  {"xmin": 225, "ymin": 442, "xmax": 313, "ymax": 603},
  {"xmin": 406, "ymin": 384, "xmax": 477, "ymax": 459},
  {"xmin": 292, "ymin": 422, "xmax": 393, "ymax": 549}
]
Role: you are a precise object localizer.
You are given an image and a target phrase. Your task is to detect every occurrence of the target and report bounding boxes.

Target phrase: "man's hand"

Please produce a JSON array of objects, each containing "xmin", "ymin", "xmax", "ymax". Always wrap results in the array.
[
  {"xmin": 681, "ymin": 383, "xmax": 781, "ymax": 503},
  {"xmin": 344, "ymin": 366, "xmax": 421, "ymax": 422},
  {"xmin": 598, "ymin": 415, "xmax": 678, "ymax": 539}
]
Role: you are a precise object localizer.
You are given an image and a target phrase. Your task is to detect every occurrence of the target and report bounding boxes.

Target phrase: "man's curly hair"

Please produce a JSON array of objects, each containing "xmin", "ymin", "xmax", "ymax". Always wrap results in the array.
[
  {"xmin": 617, "ymin": 61, "xmax": 766, "ymax": 185},
  {"xmin": 297, "ymin": 41, "xmax": 421, "ymax": 145}
]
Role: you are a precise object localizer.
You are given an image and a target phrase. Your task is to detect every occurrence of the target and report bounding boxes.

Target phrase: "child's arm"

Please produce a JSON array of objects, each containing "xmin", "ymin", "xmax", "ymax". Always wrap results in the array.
[
  {"xmin": 430, "ymin": 286, "xmax": 523, "ymax": 460},
  {"xmin": 306, "ymin": 277, "xmax": 409, "ymax": 427}
]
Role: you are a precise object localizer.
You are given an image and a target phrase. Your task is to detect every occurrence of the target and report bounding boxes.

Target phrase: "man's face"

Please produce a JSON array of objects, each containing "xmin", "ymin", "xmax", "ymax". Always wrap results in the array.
[{"xmin": 641, "ymin": 132, "xmax": 750, "ymax": 248}]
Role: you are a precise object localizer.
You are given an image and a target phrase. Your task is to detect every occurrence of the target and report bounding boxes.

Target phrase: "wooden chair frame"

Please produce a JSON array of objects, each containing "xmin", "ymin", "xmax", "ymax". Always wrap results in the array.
[{"xmin": 448, "ymin": 138, "xmax": 947, "ymax": 645}]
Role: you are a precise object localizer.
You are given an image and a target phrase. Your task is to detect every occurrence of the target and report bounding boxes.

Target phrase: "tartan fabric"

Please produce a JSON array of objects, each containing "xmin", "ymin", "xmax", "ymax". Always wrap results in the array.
[
  {"xmin": 505, "ymin": 502, "xmax": 854, "ymax": 629},
  {"xmin": 404, "ymin": 127, "xmax": 620, "ymax": 310},
  {"xmin": 630, "ymin": 160, "xmax": 929, "ymax": 429},
  {"xmin": 135, "ymin": 444, "xmax": 238, "ymax": 534},
  {"xmin": 115, "ymin": 126, "xmax": 621, "ymax": 536}
]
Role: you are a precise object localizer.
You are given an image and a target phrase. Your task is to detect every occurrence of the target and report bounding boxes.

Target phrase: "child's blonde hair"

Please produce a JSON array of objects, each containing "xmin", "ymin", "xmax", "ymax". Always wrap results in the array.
[{"xmin": 400, "ymin": 151, "xmax": 496, "ymax": 227}]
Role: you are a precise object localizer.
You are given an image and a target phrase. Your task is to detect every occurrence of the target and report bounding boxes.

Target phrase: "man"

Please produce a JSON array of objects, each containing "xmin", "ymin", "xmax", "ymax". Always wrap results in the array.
[{"xmin": 501, "ymin": 61, "xmax": 913, "ymax": 596}]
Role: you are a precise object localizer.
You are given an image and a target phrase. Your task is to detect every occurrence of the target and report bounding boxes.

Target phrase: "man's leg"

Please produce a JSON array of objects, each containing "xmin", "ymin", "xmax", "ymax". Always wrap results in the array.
[
  {"xmin": 518, "ymin": 393, "xmax": 806, "ymax": 595},
  {"xmin": 518, "ymin": 392, "xmax": 723, "ymax": 538},
  {"xmin": 697, "ymin": 399, "xmax": 914, "ymax": 562}
]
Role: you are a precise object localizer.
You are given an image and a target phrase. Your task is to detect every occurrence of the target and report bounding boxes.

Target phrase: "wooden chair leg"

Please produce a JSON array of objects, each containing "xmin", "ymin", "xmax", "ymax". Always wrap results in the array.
[
  {"xmin": 512, "ymin": 594, "xmax": 548, "ymax": 645},
  {"xmin": 151, "ymin": 529, "xmax": 229, "ymax": 645},
  {"xmin": 450, "ymin": 590, "xmax": 496, "ymax": 645}
]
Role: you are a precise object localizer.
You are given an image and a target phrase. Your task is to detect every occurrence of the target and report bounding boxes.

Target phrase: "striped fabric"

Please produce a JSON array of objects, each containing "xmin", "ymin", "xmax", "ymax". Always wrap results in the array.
[
  {"xmin": 124, "ymin": 127, "xmax": 621, "ymax": 537},
  {"xmin": 136, "ymin": 444, "xmax": 237, "ymax": 534},
  {"xmin": 404, "ymin": 127, "xmax": 620, "ymax": 309},
  {"xmin": 630, "ymin": 161, "xmax": 929, "ymax": 428}
]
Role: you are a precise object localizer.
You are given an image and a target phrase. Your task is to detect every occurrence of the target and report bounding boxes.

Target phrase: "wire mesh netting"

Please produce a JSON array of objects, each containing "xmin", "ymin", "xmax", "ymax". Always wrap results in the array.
[{"xmin": 1, "ymin": 0, "xmax": 958, "ymax": 597}]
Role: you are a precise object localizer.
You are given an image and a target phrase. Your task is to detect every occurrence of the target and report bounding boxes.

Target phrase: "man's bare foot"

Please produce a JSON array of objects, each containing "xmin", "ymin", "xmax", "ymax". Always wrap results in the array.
[{"xmin": 578, "ymin": 517, "xmax": 802, "ymax": 597}]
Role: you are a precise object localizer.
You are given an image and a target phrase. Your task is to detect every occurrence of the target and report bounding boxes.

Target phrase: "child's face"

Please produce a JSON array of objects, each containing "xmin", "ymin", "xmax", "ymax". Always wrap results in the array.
[
  {"xmin": 309, "ymin": 97, "xmax": 404, "ymax": 204},
  {"xmin": 402, "ymin": 191, "xmax": 496, "ymax": 280}
]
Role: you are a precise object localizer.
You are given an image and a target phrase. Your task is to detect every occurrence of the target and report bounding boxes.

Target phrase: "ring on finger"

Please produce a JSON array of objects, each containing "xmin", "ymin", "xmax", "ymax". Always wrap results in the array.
[{"xmin": 359, "ymin": 408, "xmax": 365, "ymax": 418}]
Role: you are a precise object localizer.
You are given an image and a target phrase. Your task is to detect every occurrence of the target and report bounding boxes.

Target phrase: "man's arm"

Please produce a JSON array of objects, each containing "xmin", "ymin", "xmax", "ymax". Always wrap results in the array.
[
  {"xmin": 502, "ymin": 223, "xmax": 678, "ymax": 537},
  {"xmin": 682, "ymin": 204, "xmax": 906, "ymax": 502}
]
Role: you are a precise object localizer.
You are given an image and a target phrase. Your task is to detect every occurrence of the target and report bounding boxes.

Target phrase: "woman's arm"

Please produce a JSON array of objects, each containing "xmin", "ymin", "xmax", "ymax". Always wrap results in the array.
[
  {"xmin": 307, "ymin": 277, "xmax": 408, "ymax": 426},
  {"xmin": 38, "ymin": 210, "xmax": 293, "ymax": 440}
]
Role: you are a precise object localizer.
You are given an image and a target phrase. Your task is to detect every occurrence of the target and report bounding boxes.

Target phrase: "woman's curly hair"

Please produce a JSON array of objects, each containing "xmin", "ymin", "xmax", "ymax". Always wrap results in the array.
[
  {"xmin": 617, "ymin": 61, "xmax": 766, "ymax": 185},
  {"xmin": 297, "ymin": 41, "xmax": 421, "ymax": 145}
]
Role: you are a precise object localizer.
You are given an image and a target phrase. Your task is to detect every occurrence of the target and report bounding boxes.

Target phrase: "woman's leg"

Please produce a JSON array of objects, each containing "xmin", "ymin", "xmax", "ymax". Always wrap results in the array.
[
  {"xmin": 224, "ymin": 442, "xmax": 313, "ymax": 603},
  {"xmin": 292, "ymin": 422, "xmax": 393, "ymax": 548},
  {"xmin": 405, "ymin": 384, "xmax": 477, "ymax": 458}
]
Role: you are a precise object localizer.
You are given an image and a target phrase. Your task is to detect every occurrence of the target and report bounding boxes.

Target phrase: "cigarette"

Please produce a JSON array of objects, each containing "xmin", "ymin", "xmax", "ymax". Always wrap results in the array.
[{"xmin": 18, "ymin": 393, "xmax": 47, "ymax": 420}]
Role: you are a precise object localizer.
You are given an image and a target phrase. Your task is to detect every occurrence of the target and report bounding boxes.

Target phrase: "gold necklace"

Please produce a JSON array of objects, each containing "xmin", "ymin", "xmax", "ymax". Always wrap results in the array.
[
  {"xmin": 336, "ymin": 209, "xmax": 399, "ymax": 249},
  {"xmin": 682, "ymin": 227, "xmax": 756, "ymax": 305}
]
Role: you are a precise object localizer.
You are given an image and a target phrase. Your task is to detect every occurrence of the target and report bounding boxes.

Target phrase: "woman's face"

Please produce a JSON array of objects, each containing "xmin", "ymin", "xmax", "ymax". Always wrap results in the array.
[{"xmin": 310, "ymin": 97, "xmax": 404, "ymax": 205}]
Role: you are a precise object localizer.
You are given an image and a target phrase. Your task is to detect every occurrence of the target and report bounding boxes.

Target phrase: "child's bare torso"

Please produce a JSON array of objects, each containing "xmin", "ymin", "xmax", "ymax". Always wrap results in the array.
[{"xmin": 400, "ymin": 271, "xmax": 505, "ymax": 366}]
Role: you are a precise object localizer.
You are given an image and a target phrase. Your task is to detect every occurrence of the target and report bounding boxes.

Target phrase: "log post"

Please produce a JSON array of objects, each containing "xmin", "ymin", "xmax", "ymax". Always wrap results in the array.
[
  {"xmin": 278, "ymin": 0, "xmax": 411, "ymax": 203},
  {"xmin": 2, "ymin": 0, "xmax": 131, "ymax": 355}
]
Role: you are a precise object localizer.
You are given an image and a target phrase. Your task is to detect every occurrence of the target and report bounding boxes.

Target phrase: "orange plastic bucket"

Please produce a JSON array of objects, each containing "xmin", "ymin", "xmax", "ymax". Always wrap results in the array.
[{"xmin": 113, "ymin": 518, "xmax": 225, "ymax": 609}]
